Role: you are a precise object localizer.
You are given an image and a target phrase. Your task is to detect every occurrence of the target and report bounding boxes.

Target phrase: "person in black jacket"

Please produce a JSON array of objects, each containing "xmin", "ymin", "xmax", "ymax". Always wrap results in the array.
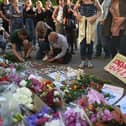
[
  {"xmin": 44, "ymin": 0, "xmax": 55, "ymax": 31},
  {"xmin": 35, "ymin": 21, "xmax": 52, "ymax": 60},
  {"xmin": 63, "ymin": 0, "xmax": 76, "ymax": 54}
]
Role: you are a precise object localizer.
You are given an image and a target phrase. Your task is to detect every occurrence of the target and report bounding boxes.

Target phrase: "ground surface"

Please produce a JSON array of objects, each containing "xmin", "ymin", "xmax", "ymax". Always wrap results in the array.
[{"xmin": 31, "ymin": 49, "xmax": 125, "ymax": 91}]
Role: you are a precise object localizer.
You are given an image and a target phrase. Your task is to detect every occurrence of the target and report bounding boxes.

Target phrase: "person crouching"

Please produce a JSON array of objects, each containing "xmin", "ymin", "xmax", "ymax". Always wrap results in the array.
[
  {"xmin": 10, "ymin": 29, "xmax": 32, "ymax": 62},
  {"xmin": 47, "ymin": 32, "xmax": 72, "ymax": 64}
]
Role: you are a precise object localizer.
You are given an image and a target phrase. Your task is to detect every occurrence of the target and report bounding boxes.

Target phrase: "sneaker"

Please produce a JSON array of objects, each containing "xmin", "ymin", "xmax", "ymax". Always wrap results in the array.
[
  {"xmin": 42, "ymin": 55, "xmax": 48, "ymax": 61},
  {"xmin": 32, "ymin": 46, "xmax": 36, "ymax": 50},
  {"xmin": 87, "ymin": 61, "xmax": 93, "ymax": 68},
  {"xmin": 78, "ymin": 61, "xmax": 86, "ymax": 68}
]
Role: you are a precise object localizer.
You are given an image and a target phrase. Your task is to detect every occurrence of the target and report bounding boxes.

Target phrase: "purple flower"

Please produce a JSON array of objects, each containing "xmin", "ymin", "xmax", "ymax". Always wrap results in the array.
[
  {"xmin": 90, "ymin": 114, "xmax": 97, "ymax": 123},
  {"xmin": 103, "ymin": 109, "xmax": 113, "ymax": 121}
]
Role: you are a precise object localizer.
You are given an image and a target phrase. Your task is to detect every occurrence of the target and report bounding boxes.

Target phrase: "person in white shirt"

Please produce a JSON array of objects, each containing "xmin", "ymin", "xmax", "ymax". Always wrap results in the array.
[{"xmin": 47, "ymin": 32, "xmax": 72, "ymax": 64}]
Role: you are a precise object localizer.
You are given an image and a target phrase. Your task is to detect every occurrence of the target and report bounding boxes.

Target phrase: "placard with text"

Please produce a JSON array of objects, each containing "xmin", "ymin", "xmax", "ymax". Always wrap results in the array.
[{"xmin": 104, "ymin": 53, "xmax": 126, "ymax": 84}]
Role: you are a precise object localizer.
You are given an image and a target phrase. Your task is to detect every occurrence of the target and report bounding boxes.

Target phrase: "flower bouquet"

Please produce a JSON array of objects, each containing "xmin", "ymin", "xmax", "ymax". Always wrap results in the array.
[
  {"xmin": 60, "ymin": 74, "xmax": 104, "ymax": 104},
  {"xmin": 64, "ymin": 107, "xmax": 88, "ymax": 126},
  {"xmin": 25, "ymin": 106, "xmax": 64, "ymax": 126},
  {"xmin": 40, "ymin": 88, "xmax": 64, "ymax": 110},
  {"xmin": 0, "ymin": 68, "xmax": 9, "ymax": 84},
  {"xmin": 77, "ymin": 89, "xmax": 126, "ymax": 126}
]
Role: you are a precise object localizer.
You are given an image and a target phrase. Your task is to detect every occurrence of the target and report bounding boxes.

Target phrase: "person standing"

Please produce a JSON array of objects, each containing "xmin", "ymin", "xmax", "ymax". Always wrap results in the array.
[
  {"xmin": 118, "ymin": 0, "xmax": 126, "ymax": 56},
  {"xmin": 63, "ymin": 0, "xmax": 76, "ymax": 54},
  {"xmin": 35, "ymin": 0, "xmax": 45, "ymax": 25},
  {"xmin": 52, "ymin": 0, "xmax": 64, "ymax": 33},
  {"xmin": 44, "ymin": 0, "xmax": 55, "ymax": 31},
  {"xmin": 23, "ymin": 0, "xmax": 36, "ymax": 48},
  {"xmin": 74, "ymin": 0, "xmax": 102, "ymax": 68},
  {"xmin": 95, "ymin": 0, "xmax": 111, "ymax": 58},
  {"xmin": 10, "ymin": 0, "xmax": 24, "ymax": 34},
  {"xmin": 0, "ymin": 0, "xmax": 11, "ymax": 33}
]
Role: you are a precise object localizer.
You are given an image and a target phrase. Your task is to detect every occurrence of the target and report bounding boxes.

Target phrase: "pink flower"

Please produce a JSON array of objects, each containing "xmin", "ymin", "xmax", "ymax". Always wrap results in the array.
[{"xmin": 88, "ymin": 89, "xmax": 108, "ymax": 104}]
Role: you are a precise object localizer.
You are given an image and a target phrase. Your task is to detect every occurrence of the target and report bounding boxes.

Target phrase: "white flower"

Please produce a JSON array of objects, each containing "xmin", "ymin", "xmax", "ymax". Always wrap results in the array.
[
  {"xmin": 19, "ymin": 80, "xmax": 27, "ymax": 87},
  {"xmin": 44, "ymin": 119, "xmax": 61, "ymax": 126},
  {"xmin": 16, "ymin": 87, "xmax": 32, "ymax": 97},
  {"xmin": 26, "ymin": 103, "xmax": 34, "ymax": 110},
  {"xmin": 13, "ymin": 87, "xmax": 33, "ymax": 109},
  {"xmin": 54, "ymin": 91, "xmax": 60, "ymax": 96}
]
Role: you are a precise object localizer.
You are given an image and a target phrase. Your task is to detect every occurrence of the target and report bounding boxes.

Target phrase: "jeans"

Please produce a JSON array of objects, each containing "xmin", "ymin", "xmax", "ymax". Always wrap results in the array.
[
  {"xmin": 96, "ymin": 22, "xmax": 110, "ymax": 57},
  {"xmin": 10, "ymin": 18, "xmax": 24, "ymax": 34},
  {"xmin": 65, "ymin": 29, "xmax": 75, "ymax": 53},
  {"xmin": 95, "ymin": 22, "xmax": 102, "ymax": 56},
  {"xmin": 80, "ymin": 38, "xmax": 93, "ymax": 60},
  {"xmin": 119, "ymin": 35, "xmax": 126, "ymax": 56},
  {"xmin": 36, "ymin": 41, "xmax": 50, "ymax": 60},
  {"xmin": 102, "ymin": 36, "xmax": 111, "ymax": 57},
  {"xmin": 25, "ymin": 18, "xmax": 36, "ymax": 46},
  {"xmin": 0, "ymin": 40, "xmax": 6, "ymax": 51}
]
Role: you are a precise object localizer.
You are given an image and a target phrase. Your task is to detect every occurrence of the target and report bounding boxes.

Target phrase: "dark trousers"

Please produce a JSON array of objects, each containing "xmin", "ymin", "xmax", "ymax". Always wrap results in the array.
[
  {"xmin": 111, "ymin": 36, "xmax": 120, "ymax": 58},
  {"xmin": 96, "ymin": 23, "xmax": 110, "ymax": 57},
  {"xmin": 66, "ymin": 30, "xmax": 75, "ymax": 53},
  {"xmin": 53, "ymin": 48, "xmax": 72, "ymax": 64},
  {"xmin": 80, "ymin": 38, "xmax": 93, "ymax": 60},
  {"xmin": 0, "ymin": 40, "xmax": 6, "ymax": 51},
  {"xmin": 119, "ymin": 35, "xmax": 126, "ymax": 56},
  {"xmin": 36, "ymin": 41, "xmax": 50, "ymax": 60},
  {"xmin": 102, "ymin": 36, "xmax": 111, "ymax": 57}
]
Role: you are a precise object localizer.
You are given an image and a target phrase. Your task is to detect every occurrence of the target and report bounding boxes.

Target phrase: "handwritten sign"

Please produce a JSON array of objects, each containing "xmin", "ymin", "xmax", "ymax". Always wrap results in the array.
[{"xmin": 104, "ymin": 53, "xmax": 126, "ymax": 83}]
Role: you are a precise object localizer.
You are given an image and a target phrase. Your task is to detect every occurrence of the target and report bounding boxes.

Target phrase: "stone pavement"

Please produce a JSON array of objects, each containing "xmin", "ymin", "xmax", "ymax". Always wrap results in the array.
[
  {"xmin": 31, "ymin": 49, "xmax": 125, "ymax": 90},
  {"xmin": 2, "ymin": 48, "xmax": 125, "ymax": 91}
]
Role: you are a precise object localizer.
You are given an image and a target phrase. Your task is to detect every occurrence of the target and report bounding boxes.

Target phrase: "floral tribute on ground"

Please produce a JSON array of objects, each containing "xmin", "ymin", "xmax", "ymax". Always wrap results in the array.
[{"xmin": 0, "ymin": 58, "xmax": 126, "ymax": 126}]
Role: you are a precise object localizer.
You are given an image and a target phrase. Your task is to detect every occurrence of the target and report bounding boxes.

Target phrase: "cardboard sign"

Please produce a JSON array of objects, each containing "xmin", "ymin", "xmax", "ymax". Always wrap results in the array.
[{"xmin": 104, "ymin": 53, "xmax": 126, "ymax": 83}]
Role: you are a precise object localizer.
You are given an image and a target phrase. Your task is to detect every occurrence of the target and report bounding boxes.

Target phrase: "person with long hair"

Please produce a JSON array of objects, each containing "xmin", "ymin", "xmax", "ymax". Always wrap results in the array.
[
  {"xmin": 44, "ymin": 0, "xmax": 55, "ymax": 31},
  {"xmin": 63, "ymin": 0, "xmax": 76, "ymax": 54},
  {"xmin": 0, "ymin": 0, "xmax": 11, "ymax": 33},
  {"xmin": 10, "ymin": 28, "xmax": 32, "ymax": 62},
  {"xmin": 10, "ymin": 0, "xmax": 24, "ymax": 34},
  {"xmin": 23, "ymin": 0, "xmax": 36, "ymax": 48},
  {"xmin": 35, "ymin": 21, "xmax": 52, "ymax": 60},
  {"xmin": 74, "ymin": 0, "xmax": 102, "ymax": 68},
  {"xmin": 35, "ymin": 0, "xmax": 45, "ymax": 25},
  {"xmin": 52, "ymin": 0, "xmax": 64, "ymax": 33}
]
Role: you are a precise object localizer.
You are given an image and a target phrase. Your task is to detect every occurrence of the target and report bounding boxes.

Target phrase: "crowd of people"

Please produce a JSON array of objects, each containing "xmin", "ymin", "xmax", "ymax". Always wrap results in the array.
[{"xmin": 0, "ymin": 0, "xmax": 126, "ymax": 68}]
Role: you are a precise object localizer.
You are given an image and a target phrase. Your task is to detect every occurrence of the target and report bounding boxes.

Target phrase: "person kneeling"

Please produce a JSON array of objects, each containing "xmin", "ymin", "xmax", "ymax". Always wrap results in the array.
[
  {"xmin": 48, "ymin": 32, "xmax": 72, "ymax": 64},
  {"xmin": 10, "ymin": 29, "xmax": 32, "ymax": 62}
]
